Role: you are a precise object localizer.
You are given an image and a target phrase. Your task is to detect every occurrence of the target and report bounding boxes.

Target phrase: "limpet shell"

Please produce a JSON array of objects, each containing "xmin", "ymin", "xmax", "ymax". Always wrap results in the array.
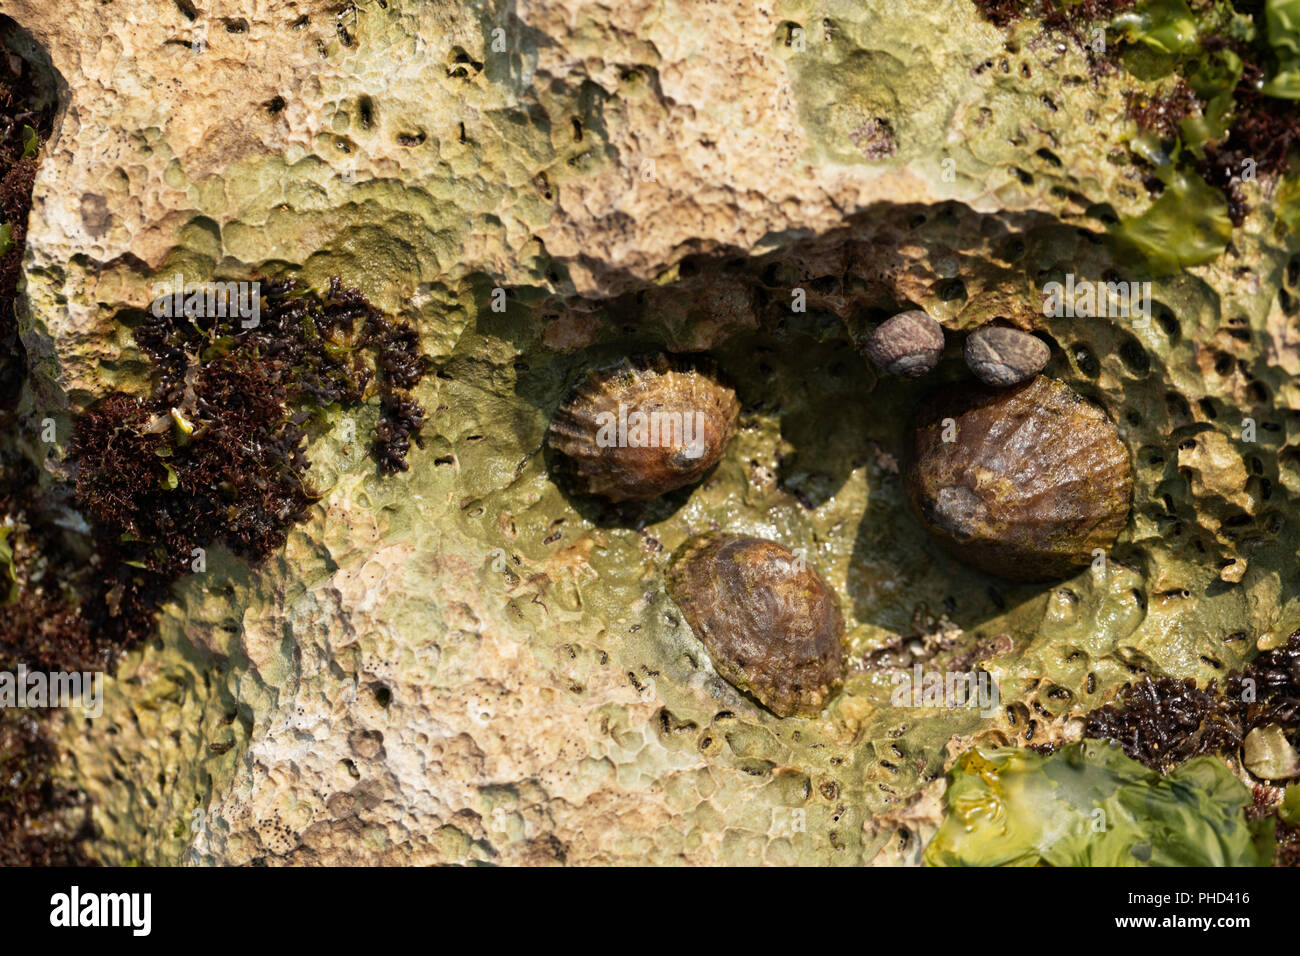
[
  {"xmin": 548, "ymin": 356, "xmax": 739, "ymax": 502},
  {"xmin": 903, "ymin": 375, "xmax": 1133, "ymax": 582},
  {"xmin": 666, "ymin": 533, "xmax": 845, "ymax": 717}
]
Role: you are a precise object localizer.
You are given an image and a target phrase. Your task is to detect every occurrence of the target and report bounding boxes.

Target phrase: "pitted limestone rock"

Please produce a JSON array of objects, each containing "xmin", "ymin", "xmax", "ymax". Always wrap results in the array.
[{"xmin": 6, "ymin": 0, "xmax": 1298, "ymax": 865}]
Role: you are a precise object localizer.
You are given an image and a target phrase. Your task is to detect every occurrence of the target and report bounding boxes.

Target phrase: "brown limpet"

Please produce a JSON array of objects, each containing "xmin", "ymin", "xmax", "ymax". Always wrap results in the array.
[
  {"xmin": 547, "ymin": 356, "xmax": 739, "ymax": 502},
  {"xmin": 903, "ymin": 375, "xmax": 1133, "ymax": 581},
  {"xmin": 666, "ymin": 533, "xmax": 845, "ymax": 717}
]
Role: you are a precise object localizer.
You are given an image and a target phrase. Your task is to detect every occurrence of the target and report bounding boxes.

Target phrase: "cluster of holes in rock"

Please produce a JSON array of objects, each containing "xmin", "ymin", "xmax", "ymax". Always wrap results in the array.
[{"xmin": 20, "ymin": 6, "xmax": 1300, "ymax": 852}]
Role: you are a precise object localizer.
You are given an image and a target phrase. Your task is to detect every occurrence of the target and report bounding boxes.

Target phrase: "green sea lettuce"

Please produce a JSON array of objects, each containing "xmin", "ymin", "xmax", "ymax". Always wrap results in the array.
[
  {"xmin": 924, "ymin": 740, "xmax": 1274, "ymax": 867},
  {"xmin": 1111, "ymin": 168, "xmax": 1232, "ymax": 274},
  {"xmin": 1112, "ymin": 0, "xmax": 1202, "ymax": 57},
  {"xmin": 1260, "ymin": 0, "xmax": 1300, "ymax": 95},
  {"xmin": 1280, "ymin": 784, "xmax": 1300, "ymax": 825},
  {"xmin": 1267, "ymin": 0, "xmax": 1300, "ymax": 54}
]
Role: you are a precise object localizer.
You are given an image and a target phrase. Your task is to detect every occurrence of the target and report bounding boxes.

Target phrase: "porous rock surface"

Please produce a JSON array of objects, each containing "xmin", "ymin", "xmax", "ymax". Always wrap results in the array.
[{"xmin": 5, "ymin": 0, "xmax": 1300, "ymax": 864}]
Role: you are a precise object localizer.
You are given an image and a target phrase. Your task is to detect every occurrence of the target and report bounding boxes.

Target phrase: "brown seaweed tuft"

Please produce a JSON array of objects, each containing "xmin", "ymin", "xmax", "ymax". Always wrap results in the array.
[{"xmin": 1085, "ymin": 633, "xmax": 1300, "ymax": 773}]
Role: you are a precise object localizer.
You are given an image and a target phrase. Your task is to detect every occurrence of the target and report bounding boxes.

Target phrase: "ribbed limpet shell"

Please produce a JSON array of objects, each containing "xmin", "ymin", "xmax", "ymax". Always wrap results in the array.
[
  {"xmin": 666, "ymin": 533, "xmax": 845, "ymax": 717},
  {"xmin": 903, "ymin": 375, "xmax": 1133, "ymax": 582},
  {"xmin": 547, "ymin": 356, "xmax": 739, "ymax": 502}
]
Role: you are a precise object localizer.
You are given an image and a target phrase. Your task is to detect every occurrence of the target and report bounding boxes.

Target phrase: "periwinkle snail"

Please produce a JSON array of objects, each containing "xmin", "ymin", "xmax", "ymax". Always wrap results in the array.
[
  {"xmin": 903, "ymin": 375, "xmax": 1133, "ymax": 582},
  {"xmin": 666, "ymin": 533, "xmax": 845, "ymax": 717},
  {"xmin": 862, "ymin": 309, "xmax": 945, "ymax": 378},
  {"xmin": 547, "ymin": 355, "xmax": 739, "ymax": 502},
  {"xmin": 964, "ymin": 325, "xmax": 1050, "ymax": 387}
]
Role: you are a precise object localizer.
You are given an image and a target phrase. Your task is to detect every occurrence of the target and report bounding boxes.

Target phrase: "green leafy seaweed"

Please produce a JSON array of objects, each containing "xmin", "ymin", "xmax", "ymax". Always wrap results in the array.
[
  {"xmin": 1263, "ymin": 0, "xmax": 1300, "ymax": 95},
  {"xmin": 1113, "ymin": 0, "xmax": 1202, "ymax": 56},
  {"xmin": 925, "ymin": 740, "xmax": 1275, "ymax": 867},
  {"xmin": 1111, "ymin": 168, "xmax": 1232, "ymax": 273},
  {"xmin": 1280, "ymin": 784, "xmax": 1300, "ymax": 825}
]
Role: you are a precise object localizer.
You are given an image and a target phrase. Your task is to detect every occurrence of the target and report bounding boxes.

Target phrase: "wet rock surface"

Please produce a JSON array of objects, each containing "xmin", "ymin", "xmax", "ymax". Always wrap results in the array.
[{"xmin": 1, "ymin": 0, "xmax": 1299, "ymax": 865}]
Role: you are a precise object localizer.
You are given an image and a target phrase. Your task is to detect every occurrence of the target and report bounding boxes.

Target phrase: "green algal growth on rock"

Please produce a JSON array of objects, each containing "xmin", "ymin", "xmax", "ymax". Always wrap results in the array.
[
  {"xmin": 2, "ymin": 278, "xmax": 430, "ymax": 666},
  {"xmin": 1282, "ymin": 784, "xmax": 1300, "ymax": 824},
  {"xmin": 977, "ymin": 0, "xmax": 1300, "ymax": 253},
  {"xmin": 924, "ymin": 740, "xmax": 1274, "ymax": 866},
  {"xmin": 0, "ymin": 526, "xmax": 15, "ymax": 605}
]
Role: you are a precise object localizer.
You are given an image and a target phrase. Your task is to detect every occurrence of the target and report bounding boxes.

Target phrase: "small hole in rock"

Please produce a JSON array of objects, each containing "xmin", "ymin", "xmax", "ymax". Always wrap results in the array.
[
  {"xmin": 1073, "ymin": 344, "xmax": 1099, "ymax": 377},
  {"xmin": 1118, "ymin": 339, "xmax": 1149, "ymax": 376}
]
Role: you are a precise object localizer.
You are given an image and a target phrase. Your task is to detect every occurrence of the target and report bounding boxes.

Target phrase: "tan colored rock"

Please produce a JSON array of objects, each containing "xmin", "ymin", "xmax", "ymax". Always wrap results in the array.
[
  {"xmin": 1244, "ymin": 725, "xmax": 1300, "ymax": 782},
  {"xmin": 4, "ymin": 0, "xmax": 1294, "ymax": 867}
]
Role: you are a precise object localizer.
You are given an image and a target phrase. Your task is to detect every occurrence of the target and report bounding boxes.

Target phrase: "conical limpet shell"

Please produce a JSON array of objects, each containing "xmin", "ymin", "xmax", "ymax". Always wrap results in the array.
[
  {"xmin": 666, "ymin": 533, "xmax": 845, "ymax": 717},
  {"xmin": 548, "ymin": 356, "xmax": 739, "ymax": 502},
  {"xmin": 903, "ymin": 375, "xmax": 1133, "ymax": 581}
]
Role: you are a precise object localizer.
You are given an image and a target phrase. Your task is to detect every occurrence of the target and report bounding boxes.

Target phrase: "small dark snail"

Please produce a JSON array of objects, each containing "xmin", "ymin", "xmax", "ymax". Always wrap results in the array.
[
  {"xmin": 964, "ymin": 326, "xmax": 1050, "ymax": 387},
  {"xmin": 863, "ymin": 309, "xmax": 945, "ymax": 378},
  {"xmin": 903, "ymin": 375, "xmax": 1132, "ymax": 582},
  {"xmin": 666, "ymin": 533, "xmax": 845, "ymax": 717},
  {"xmin": 548, "ymin": 356, "xmax": 740, "ymax": 502}
]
